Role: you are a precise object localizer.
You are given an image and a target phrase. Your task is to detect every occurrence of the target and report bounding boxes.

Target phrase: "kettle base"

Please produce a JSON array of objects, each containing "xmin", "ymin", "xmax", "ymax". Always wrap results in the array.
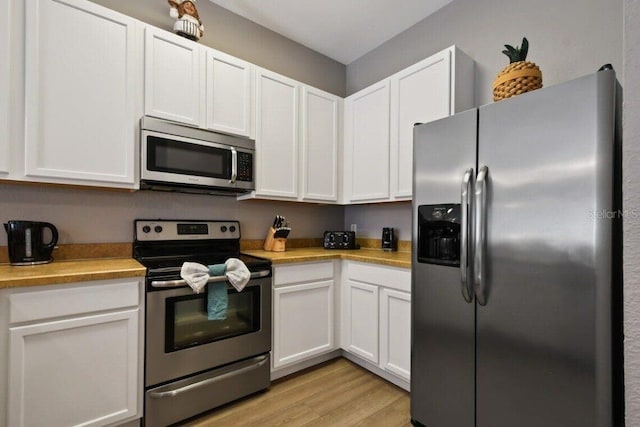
[{"xmin": 10, "ymin": 258, "xmax": 54, "ymax": 266}]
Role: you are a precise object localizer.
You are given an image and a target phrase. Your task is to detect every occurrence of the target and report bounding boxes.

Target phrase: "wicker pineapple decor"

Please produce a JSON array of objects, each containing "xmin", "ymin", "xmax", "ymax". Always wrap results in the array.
[{"xmin": 493, "ymin": 37, "xmax": 542, "ymax": 101}]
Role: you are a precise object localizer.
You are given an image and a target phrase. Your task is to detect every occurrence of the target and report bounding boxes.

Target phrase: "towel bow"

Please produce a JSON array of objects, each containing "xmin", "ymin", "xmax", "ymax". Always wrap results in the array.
[{"xmin": 180, "ymin": 258, "xmax": 251, "ymax": 293}]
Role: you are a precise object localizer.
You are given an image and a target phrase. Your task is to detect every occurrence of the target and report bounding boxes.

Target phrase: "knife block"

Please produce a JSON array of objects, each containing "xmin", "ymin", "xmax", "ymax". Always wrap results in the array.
[{"xmin": 264, "ymin": 227, "xmax": 286, "ymax": 252}]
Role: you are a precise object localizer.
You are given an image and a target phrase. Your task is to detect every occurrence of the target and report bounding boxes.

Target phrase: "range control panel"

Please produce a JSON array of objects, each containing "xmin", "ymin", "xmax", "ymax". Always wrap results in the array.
[{"xmin": 135, "ymin": 220, "xmax": 240, "ymax": 241}]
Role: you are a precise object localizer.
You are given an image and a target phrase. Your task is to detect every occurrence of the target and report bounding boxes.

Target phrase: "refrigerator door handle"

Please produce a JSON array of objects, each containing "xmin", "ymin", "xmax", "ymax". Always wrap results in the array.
[
  {"xmin": 474, "ymin": 165, "xmax": 488, "ymax": 306},
  {"xmin": 460, "ymin": 168, "xmax": 474, "ymax": 303}
]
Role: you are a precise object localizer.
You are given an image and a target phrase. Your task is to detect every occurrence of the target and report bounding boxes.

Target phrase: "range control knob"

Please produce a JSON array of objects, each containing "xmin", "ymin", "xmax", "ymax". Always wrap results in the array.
[
  {"xmin": 229, "ymin": 225, "xmax": 236, "ymax": 233},
  {"xmin": 142, "ymin": 225, "xmax": 151, "ymax": 233},
  {"xmin": 154, "ymin": 226, "xmax": 163, "ymax": 233},
  {"xmin": 220, "ymin": 226, "xmax": 228, "ymax": 232}
]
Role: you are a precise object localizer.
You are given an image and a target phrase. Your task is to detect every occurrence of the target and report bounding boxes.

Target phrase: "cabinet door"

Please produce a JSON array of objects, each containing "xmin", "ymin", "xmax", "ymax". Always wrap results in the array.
[
  {"xmin": 302, "ymin": 86, "xmax": 341, "ymax": 202},
  {"xmin": 0, "ymin": 0, "xmax": 9, "ymax": 175},
  {"xmin": 273, "ymin": 280, "xmax": 334, "ymax": 368},
  {"xmin": 380, "ymin": 288, "xmax": 411, "ymax": 381},
  {"xmin": 390, "ymin": 50, "xmax": 451, "ymax": 199},
  {"xmin": 24, "ymin": 0, "xmax": 139, "ymax": 187},
  {"xmin": 145, "ymin": 27, "xmax": 203, "ymax": 126},
  {"xmin": 301, "ymin": 86, "xmax": 340, "ymax": 202},
  {"xmin": 8, "ymin": 309, "xmax": 139, "ymax": 427},
  {"xmin": 344, "ymin": 80, "xmax": 390, "ymax": 202},
  {"xmin": 205, "ymin": 49, "xmax": 253, "ymax": 137},
  {"xmin": 255, "ymin": 69, "xmax": 299, "ymax": 199},
  {"xmin": 345, "ymin": 280, "xmax": 379, "ymax": 363}
]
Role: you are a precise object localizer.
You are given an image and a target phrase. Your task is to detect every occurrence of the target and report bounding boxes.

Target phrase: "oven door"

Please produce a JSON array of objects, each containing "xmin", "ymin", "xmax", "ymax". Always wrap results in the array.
[
  {"xmin": 145, "ymin": 272, "xmax": 272, "ymax": 387},
  {"xmin": 141, "ymin": 130, "xmax": 254, "ymax": 191}
]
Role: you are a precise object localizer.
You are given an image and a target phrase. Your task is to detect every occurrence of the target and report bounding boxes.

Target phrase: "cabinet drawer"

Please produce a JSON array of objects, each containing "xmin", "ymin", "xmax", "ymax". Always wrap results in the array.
[
  {"xmin": 274, "ymin": 261, "xmax": 334, "ymax": 286},
  {"xmin": 347, "ymin": 261, "xmax": 410, "ymax": 292},
  {"xmin": 10, "ymin": 279, "xmax": 140, "ymax": 324}
]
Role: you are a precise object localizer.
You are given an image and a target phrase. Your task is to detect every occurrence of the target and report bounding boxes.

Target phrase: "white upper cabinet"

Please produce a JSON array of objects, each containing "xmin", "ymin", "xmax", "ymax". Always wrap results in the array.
[
  {"xmin": 0, "ymin": 0, "xmax": 9, "ymax": 176},
  {"xmin": 390, "ymin": 49, "xmax": 453, "ymax": 199},
  {"xmin": 205, "ymin": 50, "xmax": 253, "ymax": 137},
  {"xmin": 301, "ymin": 86, "xmax": 341, "ymax": 202},
  {"xmin": 254, "ymin": 68, "xmax": 299, "ymax": 199},
  {"xmin": 344, "ymin": 80, "xmax": 391, "ymax": 203},
  {"xmin": 144, "ymin": 27, "xmax": 203, "ymax": 127},
  {"xmin": 144, "ymin": 26, "xmax": 255, "ymax": 138},
  {"xmin": 343, "ymin": 46, "xmax": 474, "ymax": 203},
  {"xmin": 23, "ymin": 0, "xmax": 141, "ymax": 188}
]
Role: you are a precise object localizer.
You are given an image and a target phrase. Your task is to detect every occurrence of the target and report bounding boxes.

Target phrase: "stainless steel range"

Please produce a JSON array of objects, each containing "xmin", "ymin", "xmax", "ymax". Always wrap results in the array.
[{"xmin": 133, "ymin": 219, "xmax": 272, "ymax": 426}]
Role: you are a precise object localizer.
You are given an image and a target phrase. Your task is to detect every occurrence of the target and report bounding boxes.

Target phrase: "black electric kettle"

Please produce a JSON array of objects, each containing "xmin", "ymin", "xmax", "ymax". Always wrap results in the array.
[{"xmin": 3, "ymin": 221, "xmax": 59, "ymax": 265}]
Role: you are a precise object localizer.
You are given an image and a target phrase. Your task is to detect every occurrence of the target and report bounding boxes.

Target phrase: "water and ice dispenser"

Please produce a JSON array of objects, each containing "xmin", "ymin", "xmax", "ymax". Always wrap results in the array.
[{"xmin": 417, "ymin": 204, "xmax": 461, "ymax": 266}]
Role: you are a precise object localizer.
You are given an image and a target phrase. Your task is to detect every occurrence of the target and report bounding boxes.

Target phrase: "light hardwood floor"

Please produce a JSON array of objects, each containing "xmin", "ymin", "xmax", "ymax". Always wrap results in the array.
[{"xmin": 183, "ymin": 357, "xmax": 412, "ymax": 427}]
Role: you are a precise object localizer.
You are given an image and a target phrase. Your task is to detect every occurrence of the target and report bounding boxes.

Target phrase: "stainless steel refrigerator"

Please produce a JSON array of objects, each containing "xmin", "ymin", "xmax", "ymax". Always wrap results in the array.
[{"xmin": 411, "ymin": 68, "xmax": 623, "ymax": 427}]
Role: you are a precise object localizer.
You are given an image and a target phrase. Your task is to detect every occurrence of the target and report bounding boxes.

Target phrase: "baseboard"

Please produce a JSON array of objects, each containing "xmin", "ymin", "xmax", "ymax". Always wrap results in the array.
[
  {"xmin": 341, "ymin": 350, "xmax": 410, "ymax": 392},
  {"xmin": 270, "ymin": 349, "xmax": 342, "ymax": 380},
  {"xmin": 268, "ymin": 349, "xmax": 410, "ymax": 393}
]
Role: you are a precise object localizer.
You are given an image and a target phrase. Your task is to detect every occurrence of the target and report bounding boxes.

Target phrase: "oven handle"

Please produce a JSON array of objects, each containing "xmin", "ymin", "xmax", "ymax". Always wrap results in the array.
[
  {"xmin": 148, "ymin": 354, "xmax": 269, "ymax": 399},
  {"xmin": 150, "ymin": 269, "xmax": 271, "ymax": 289}
]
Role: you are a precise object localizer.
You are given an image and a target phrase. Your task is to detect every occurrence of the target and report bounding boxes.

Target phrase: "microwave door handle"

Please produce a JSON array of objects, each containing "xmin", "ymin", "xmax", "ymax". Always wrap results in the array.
[{"xmin": 230, "ymin": 147, "xmax": 237, "ymax": 184}]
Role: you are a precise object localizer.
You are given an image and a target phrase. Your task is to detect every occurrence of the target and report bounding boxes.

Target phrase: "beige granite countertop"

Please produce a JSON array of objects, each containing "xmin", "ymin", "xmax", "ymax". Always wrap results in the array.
[
  {"xmin": 0, "ymin": 240, "xmax": 411, "ymax": 289},
  {"xmin": 0, "ymin": 258, "xmax": 146, "ymax": 289},
  {"xmin": 243, "ymin": 247, "xmax": 411, "ymax": 269}
]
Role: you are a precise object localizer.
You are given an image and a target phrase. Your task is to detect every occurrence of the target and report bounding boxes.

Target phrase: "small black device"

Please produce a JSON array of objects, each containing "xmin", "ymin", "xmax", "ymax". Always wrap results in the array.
[
  {"xmin": 381, "ymin": 227, "xmax": 397, "ymax": 251},
  {"xmin": 323, "ymin": 231, "xmax": 359, "ymax": 250}
]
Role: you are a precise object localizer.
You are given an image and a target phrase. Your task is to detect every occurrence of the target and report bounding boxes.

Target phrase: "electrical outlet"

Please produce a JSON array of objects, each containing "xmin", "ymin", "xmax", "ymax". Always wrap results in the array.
[{"xmin": 350, "ymin": 224, "xmax": 357, "ymax": 233}]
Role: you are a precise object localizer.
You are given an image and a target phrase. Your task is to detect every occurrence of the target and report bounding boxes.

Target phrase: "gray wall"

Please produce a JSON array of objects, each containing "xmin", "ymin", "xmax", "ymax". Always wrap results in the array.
[
  {"xmin": 347, "ymin": 0, "xmax": 622, "ymax": 101},
  {"xmin": 624, "ymin": 0, "xmax": 640, "ymax": 423},
  {"xmin": 345, "ymin": 0, "xmax": 622, "ymax": 243},
  {"xmin": 0, "ymin": 183, "xmax": 344, "ymax": 245},
  {"xmin": 344, "ymin": 202, "xmax": 411, "ymax": 241},
  {"xmin": 91, "ymin": 0, "xmax": 345, "ymax": 96}
]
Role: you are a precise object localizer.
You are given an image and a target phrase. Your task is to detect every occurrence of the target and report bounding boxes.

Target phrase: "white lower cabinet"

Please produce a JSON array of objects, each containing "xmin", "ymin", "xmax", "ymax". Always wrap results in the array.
[
  {"xmin": 270, "ymin": 259, "xmax": 411, "ymax": 386},
  {"xmin": 3, "ymin": 278, "xmax": 143, "ymax": 427},
  {"xmin": 344, "ymin": 280, "xmax": 379, "ymax": 363},
  {"xmin": 379, "ymin": 288, "xmax": 411, "ymax": 381},
  {"xmin": 342, "ymin": 261, "xmax": 411, "ymax": 384},
  {"xmin": 272, "ymin": 261, "xmax": 336, "ymax": 370}
]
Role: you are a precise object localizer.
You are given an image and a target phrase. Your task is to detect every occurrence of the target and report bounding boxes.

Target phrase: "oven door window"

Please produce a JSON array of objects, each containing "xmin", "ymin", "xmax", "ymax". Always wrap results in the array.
[
  {"xmin": 166, "ymin": 286, "xmax": 260, "ymax": 352},
  {"xmin": 147, "ymin": 135, "xmax": 231, "ymax": 179}
]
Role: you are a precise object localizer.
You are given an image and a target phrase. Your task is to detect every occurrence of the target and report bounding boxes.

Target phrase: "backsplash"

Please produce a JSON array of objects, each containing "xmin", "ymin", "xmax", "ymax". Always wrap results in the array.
[
  {"xmin": 344, "ymin": 201, "xmax": 412, "ymax": 241},
  {"xmin": 0, "ymin": 183, "xmax": 344, "ymax": 246}
]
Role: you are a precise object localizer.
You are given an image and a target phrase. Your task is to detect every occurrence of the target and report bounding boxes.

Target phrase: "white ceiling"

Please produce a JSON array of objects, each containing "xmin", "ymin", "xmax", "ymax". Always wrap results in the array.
[{"xmin": 208, "ymin": 0, "xmax": 454, "ymax": 65}]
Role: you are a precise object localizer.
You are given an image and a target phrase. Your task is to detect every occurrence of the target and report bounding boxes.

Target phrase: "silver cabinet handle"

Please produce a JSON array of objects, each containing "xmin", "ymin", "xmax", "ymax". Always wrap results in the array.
[
  {"xmin": 149, "ymin": 354, "xmax": 268, "ymax": 399},
  {"xmin": 460, "ymin": 168, "xmax": 474, "ymax": 303},
  {"xmin": 229, "ymin": 147, "xmax": 238, "ymax": 184},
  {"xmin": 474, "ymin": 166, "xmax": 488, "ymax": 306},
  {"xmin": 150, "ymin": 269, "xmax": 271, "ymax": 288}
]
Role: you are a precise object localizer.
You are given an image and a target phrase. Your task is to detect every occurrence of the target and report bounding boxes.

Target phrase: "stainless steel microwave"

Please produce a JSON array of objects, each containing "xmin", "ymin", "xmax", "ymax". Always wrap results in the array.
[{"xmin": 140, "ymin": 117, "xmax": 255, "ymax": 195}]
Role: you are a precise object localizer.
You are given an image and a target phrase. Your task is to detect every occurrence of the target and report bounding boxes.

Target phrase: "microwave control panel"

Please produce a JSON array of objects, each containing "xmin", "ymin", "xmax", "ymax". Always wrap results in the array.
[{"xmin": 237, "ymin": 152, "xmax": 253, "ymax": 182}]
